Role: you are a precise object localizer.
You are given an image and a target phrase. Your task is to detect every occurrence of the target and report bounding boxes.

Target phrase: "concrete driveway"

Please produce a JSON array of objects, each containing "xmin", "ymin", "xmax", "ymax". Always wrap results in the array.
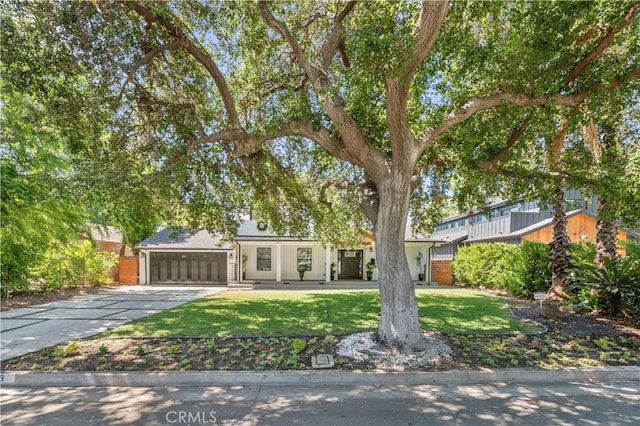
[{"xmin": 0, "ymin": 286, "xmax": 225, "ymax": 361}]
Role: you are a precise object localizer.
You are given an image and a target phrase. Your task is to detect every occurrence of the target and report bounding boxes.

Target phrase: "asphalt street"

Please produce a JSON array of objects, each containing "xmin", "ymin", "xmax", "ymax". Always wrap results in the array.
[{"xmin": 2, "ymin": 381, "xmax": 639, "ymax": 425}]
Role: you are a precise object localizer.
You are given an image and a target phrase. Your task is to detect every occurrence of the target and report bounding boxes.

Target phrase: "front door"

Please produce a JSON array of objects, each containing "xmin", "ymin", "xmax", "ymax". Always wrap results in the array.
[{"xmin": 338, "ymin": 250, "xmax": 363, "ymax": 279}]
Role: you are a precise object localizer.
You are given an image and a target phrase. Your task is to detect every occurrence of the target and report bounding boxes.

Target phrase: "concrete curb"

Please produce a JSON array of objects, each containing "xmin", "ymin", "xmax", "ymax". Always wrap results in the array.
[{"xmin": 2, "ymin": 366, "xmax": 639, "ymax": 387}]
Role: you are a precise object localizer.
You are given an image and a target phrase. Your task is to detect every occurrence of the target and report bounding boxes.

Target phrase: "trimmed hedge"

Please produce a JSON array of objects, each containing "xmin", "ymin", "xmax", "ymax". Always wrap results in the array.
[
  {"xmin": 451, "ymin": 243, "xmax": 520, "ymax": 290},
  {"xmin": 452, "ymin": 241, "xmax": 551, "ymax": 297}
]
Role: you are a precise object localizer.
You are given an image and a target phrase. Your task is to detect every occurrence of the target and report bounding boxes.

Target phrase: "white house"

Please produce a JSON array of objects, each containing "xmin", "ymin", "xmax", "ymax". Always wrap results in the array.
[{"xmin": 136, "ymin": 222, "xmax": 443, "ymax": 285}]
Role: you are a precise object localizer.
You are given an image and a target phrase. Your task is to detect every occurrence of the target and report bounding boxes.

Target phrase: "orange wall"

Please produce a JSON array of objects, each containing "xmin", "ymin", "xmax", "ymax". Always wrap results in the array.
[
  {"xmin": 431, "ymin": 260, "xmax": 453, "ymax": 285},
  {"xmin": 522, "ymin": 213, "xmax": 628, "ymax": 244},
  {"xmin": 118, "ymin": 257, "xmax": 139, "ymax": 285}
]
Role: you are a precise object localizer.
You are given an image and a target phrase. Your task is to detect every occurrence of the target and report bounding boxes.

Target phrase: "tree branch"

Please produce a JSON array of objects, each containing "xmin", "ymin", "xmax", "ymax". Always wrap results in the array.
[
  {"xmin": 474, "ymin": 115, "xmax": 533, "ymax": 172},
  {"xmin": 316, "ymin": 1, "xmax": 357, "ymax": 70},
  {"xmin": 335, "ymin": 1, "xmax": 357, "ymax": 22},
  {"xmin": 417, "ymin": 68, "xmax": 640, "ymax": 147},
  {"xmin": 564, "ymin": 2, "xmax": 640, "ymax": 85},
  {"xmin": 338, "ymin": 39, "xmax": 350, "ymax": 68},
  {"xmin": 319, "ymin": 179, "xmax": 353, "ymax": 207},
  {"xmin": 406, "ymin": 1, "xmax": 450, "ymax": 84},
  {"xmin": 258, "ymin": 1, "xmax": 387, "ymax": 180},
  {"xmin": 257, "ymin": 1, "xmax": 317, "ymax": 81},
  {"xmin": 124, "ymin": 1, "xmax": 242, "ymax": 129},
  {"xmin": 189, "ymin": 120, "xmax": 350, "ymax": 163},
  {"xmin": 386, "ymin": 1, "xmax": 449, "ymax": 167},
  {"xmin": 355, "ymin": 179, "xmax": 380, "ymax": 226},
  {"xmin": 494, "ymin": 115, "xmax": 533, "ymax": 163},
  {"xmin": 118, "ymin": 39, "xmax": 182, "ymax": 100}
]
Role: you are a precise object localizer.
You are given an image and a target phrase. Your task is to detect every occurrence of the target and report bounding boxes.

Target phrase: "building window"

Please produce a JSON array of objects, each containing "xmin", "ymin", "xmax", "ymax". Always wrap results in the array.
[
  {"xmin": 256, "ymin": 248, "xmax": 271, "ymax": 271},
  {"xmin": 297, "ymin": 248, "xmax": 312, "ymax": 271}
]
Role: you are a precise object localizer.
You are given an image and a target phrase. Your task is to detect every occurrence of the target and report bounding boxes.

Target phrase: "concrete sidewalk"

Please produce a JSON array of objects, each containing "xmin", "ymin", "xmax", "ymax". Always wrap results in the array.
[
  {"xmin": 2, "ymin": 366, "xmax": 639, "ymax": 387},
  {"xmin": 0, "ymin": 286, "xmax": 225, "ymax": 361}
]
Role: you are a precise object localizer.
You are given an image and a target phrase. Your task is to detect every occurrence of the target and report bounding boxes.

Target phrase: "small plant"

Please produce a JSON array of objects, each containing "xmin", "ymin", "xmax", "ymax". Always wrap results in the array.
[
  {"xmin": 292, "ymin": 338, "xmax": 306, "ymax": 353},
  {"xmin": 287, "ymin": 353, "xmax": 300, "ymax": 367},
  {"xmin": 99, "ymin": 344, "xmax": 109, "ymax": 355},
  {"xmin": 209, "ymin": 341, "xmax": 217, "ymax": 353},
  {"xmin": 323, "ymin": 335, "xmax": 336, "ymax": 344},
  {"xmin": 135, "ymin": 346, "xmax": 145, "ymax": 356},
  {"xmin": 593, "ymin": 337, "xmax": 611, "ymax": 351},
  {"xmin": 167, "ymin": 344, "xmax": 181, "ymax": 356},
  {"xmin": 297, "ymin": 263, "xmax": 308, "ymax": 281},
  {"xmin": 366, "ymin": 260, "xmax": 376, "ymax": 280},
  {"xmin": 61, "ymin": 341, "xmax": 80, "ymax": 357}
]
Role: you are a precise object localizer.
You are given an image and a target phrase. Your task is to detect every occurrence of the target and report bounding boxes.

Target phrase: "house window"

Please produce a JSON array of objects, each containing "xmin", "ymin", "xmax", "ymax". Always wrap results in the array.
[
  {"xmin": 297, "ymin": 248, "xmax": 312, "ymax": 271},
  {"xmin": 256, "ymin": 248, "xmax": 271, "ymax": 271}
]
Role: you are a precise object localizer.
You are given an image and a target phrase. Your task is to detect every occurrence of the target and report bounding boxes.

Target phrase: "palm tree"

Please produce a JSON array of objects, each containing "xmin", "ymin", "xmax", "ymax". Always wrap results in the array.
[
  {"xmin": 547, "ymin": 118, "xmax": 571, "ymax": 300},
  {"xmin": 583, "ymin": 122, "xmax": 619, "ymax": 267}
]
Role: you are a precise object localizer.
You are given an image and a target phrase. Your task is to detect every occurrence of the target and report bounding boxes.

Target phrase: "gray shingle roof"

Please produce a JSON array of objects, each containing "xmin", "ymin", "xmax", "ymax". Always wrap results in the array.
[{"xmin": 136, "ymin": 227, "xmax": 233, "ymax": 250}]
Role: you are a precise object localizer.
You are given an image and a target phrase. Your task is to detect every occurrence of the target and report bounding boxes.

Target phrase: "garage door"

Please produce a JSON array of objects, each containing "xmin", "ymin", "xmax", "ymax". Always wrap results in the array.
[{"xmin": 150, "ymin": 252, "xmax": 227, "ymax": 284}]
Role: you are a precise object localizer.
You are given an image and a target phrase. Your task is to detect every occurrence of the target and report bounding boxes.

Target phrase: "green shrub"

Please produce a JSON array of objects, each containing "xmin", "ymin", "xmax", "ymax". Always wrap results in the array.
[
  {"xmin": 570, "ymin": 255, "xmax": 640, "ymax": 317},
  {"xmin": 36, "ymin": 240, "xmax": 117, "ymax": 290},
  {"xmin": 0, "ymin": 233, "xmax": 44, "ymax": 298},
  {"xmin": 452, "ymin": 243, "xmax": 519, "ymax": 289},
  {"xmin": 507, "ymin": 241, "xmax": 551, "ymax": 297},
  {"xmin": 452, "ymin": 241, "xmax": 552, "ymax": 297},
  {"xmin": 621, "ymin": 240, "xmax": 640, "ymax": 259},
  {"xmin": 568, "ymin": 242, "xmax": 596, "ymax": 269},
  {"xmin": 291, "ymin": 338, "xmax": 307, "ymax": 353}
]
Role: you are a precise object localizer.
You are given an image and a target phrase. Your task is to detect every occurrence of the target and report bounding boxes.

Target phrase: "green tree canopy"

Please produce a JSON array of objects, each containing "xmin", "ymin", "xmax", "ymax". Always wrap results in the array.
[{"xmin": 3, "ymin": 0, "xmax": 638, "ymax": 350}]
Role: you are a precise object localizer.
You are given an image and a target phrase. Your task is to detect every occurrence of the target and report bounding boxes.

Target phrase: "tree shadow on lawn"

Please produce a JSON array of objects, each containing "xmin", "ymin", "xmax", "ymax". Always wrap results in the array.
[
  {"xmin": 108, "ymin": 291, "xmax": 382, "ymax": 337},
  {"xmin": 417, "ymin": 292, "xmax": 538, "ymax": 334},
  {"xmin": 108, "ymin": 290, "xmax": 535, "ymax": 338}
]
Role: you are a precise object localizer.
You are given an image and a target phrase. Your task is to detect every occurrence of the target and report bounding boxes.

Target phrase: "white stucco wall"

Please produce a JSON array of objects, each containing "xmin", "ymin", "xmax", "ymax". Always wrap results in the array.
[{"xmin": 240, "ymin": 242, "xmax": 328, "ymax": 282}]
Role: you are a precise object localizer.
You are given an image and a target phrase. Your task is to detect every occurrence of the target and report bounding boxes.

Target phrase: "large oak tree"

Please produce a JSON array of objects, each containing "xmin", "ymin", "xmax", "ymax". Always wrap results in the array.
[{"xmin": 5, "ymin": 1, "xmax": 638, "ymax": 350}]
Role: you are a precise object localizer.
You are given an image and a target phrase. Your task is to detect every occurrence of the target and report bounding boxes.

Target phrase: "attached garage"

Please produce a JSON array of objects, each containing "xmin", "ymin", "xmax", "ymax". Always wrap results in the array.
[
  {"xmin": 149, "ymin": 252, "xmax": 228, "ymax": 284},
  {"xmin": 137, "ymin": 228, "xmax": 234, "ymax": 285}
]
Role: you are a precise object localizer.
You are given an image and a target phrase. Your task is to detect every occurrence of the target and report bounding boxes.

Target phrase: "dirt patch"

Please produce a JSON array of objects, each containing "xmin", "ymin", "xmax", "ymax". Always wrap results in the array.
[{"xmin": 505, "ymin": 295, "xmax": 640, "ymax": 337}]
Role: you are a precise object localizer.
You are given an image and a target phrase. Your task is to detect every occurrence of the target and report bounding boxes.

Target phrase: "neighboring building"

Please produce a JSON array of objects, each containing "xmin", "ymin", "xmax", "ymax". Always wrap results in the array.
[
  {"xmin": 88, "ymin": 224, "xmax": 134, "ymax": 256},
  {"xmin": 136, "ymin": 224, "xmax": 443, "ymax": 286},
  {"xmin": 428, "ymin": 190, "xmax": 640, "ymax": 285}
]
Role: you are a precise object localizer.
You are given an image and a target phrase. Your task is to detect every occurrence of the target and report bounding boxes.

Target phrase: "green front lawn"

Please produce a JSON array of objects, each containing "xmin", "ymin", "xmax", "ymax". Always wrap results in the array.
[{"xmin": 106, "ymin": 288, "xmax": 538, "ymax": 337}]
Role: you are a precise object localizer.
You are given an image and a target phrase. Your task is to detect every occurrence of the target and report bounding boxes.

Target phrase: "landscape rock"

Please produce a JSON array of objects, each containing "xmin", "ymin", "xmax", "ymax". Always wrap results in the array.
[
  {"xmin": 540, "ymin": 304, "xmax": 565, "ymax": 320},
  {"xmin": 337, "ymin": 332, "xmax": 452, "ymax": 370}
]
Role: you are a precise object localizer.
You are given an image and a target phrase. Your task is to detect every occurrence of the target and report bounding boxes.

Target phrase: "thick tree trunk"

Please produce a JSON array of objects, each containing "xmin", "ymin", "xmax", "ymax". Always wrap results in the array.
[
  {"xmin": 548, "ymin": 185, "xmax": 571, "ymax": 300},
  {"xmin": 373, "ymin": 173, "xmax": 428, "ymax": 353},
  {"xmin": 595, "ymin": 197, "xmax": 618, "ymax": 267}
]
